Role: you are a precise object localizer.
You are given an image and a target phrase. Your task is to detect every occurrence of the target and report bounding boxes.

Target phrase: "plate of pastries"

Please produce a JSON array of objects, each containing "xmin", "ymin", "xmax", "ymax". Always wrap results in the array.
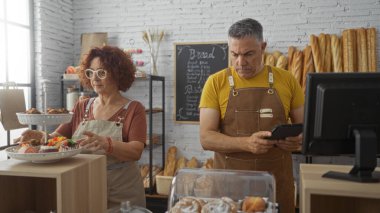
[
  {"xmin": 16, "ymin": 108, "xmax": 73, "ymax": 125},
  {"xmin": 6, "ymin": 131, "xmax": 81, "ymax": 163},
  {"xmin": 168, "ymin": 196, "xmax": 272, "ymax": 213}
]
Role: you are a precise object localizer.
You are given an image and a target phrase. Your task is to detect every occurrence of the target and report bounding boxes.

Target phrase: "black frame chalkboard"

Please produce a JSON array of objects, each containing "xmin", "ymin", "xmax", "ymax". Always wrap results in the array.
[{"xmin": 174, "ymin": 42, "xmax": 229, "ymax": 123}]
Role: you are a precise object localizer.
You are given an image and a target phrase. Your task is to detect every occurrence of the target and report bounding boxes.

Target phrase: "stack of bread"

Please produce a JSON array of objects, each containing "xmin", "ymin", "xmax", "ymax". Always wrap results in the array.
[
  {"xmin": 169, "ymin": 196, "xmax": 266, "ymax": 213},
  {"xmin": 265, "ymin": 27, "xmax": 377, "ymax": 93}
]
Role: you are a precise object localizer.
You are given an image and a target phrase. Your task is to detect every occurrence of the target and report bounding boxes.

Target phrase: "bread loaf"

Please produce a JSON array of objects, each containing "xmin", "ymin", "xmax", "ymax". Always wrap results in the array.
[
  {"xmin": 366, "ymin": 28, "xmax": 377, "ymax": 72},
  {"xmin": 264, "ymin": 54, "xmax": 275, "ymax": 66},
  {"xmin": 272, "ymin": 50, "xmax": 282, "ymax": 65},
  {"xmin": 276, "ymin": 55, "xmax": 288, "ymax": 70},
  {"xmin": 164, "ymin": 146, "xmax": 177, "ymax": 176},
  {"xmin": 310, "ymin": 35, "xmax": 324, "ymax": 72},
  {"xmin": 342, "ymin": 29, "xmax": 357, "ymax": 72},
  {"xmin": 357, "ymin": 28, "xmax": 368, "ymax": 72},
  {"xmin": 324, "ymin": 34, "xmax": 332, "ymax": 72},
  {"xmin": 242, "ymin": 196, "xmax": 266, "ymax": 212},
  {"xmin": 287, "ymin": 46, "xmax": 297, "ymax": 70},
  {"xmin": 291, "ymin": 50, "xmax": 303, "ymax": 85},
  {"xmin": 302, "ymin": 45, "xmax": 314, "ymax": 93},
  {"xmin": 186, "ymin": 157, "xmax": 198, "ymax": 168},
  {"xmin": 318, "ymin": 33, "xmax": 326, "ymax": 72},
  {"xmin": 175, "ymin": 156, "xmax": 187, "ymax": 174},
  {"xmin": 331, "ymin": 34, "xmax": 343, "ymax": 72}
]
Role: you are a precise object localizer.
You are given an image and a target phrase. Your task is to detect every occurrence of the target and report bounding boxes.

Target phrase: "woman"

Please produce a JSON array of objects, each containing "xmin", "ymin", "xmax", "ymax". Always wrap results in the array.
[{"xmin": 54, "ymin": 46, "xmax": 147, "ymax": 209}]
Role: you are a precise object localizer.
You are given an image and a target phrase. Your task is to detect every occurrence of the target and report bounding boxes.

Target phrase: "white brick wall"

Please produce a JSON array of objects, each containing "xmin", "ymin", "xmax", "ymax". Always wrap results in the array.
[{"xmin": 35, "ymin": 0, "xmax": 380, "ymax": 166}]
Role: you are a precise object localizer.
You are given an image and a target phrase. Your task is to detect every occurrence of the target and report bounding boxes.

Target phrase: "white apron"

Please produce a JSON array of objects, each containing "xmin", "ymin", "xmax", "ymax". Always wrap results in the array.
[{"xmin": 72, "ymin": 98, "xmax": 146, "ymax": 211}]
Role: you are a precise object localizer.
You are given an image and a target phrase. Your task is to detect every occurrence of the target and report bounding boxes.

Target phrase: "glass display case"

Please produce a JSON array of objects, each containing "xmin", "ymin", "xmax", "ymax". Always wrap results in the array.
[{"xmin": 167, "ymin": 168, "xmax": 277, "ymax": 213}]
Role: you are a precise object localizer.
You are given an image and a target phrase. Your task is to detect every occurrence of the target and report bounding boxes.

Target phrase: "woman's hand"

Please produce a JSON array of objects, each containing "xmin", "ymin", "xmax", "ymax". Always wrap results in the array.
[
  {"xmin": 276, "ymin": 133, "xmax": 303, "ymax": 152},
  {"xmin": 78, "ymin": 131, "xmax": 108, "ymax": 152},
  {"xmin": 246, "ymin": 131, "xmax": 276, "ymax": 154}
]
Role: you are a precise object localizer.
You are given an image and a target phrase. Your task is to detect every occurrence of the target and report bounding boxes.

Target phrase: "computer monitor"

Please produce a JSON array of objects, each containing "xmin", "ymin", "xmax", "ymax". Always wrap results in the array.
[{"xmin": 302, "ymin": 72, "xmax": 380, "ymax": 183}]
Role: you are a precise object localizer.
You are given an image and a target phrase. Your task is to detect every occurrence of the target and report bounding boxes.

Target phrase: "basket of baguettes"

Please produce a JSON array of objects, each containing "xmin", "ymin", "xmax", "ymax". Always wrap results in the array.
[
  {"xmin": 139, "ymin": 146, "xmax": 213, "ymax": 195},
  {"xmin": 264, "ymin": 27, "xmax": 377, "ymax": 93}
]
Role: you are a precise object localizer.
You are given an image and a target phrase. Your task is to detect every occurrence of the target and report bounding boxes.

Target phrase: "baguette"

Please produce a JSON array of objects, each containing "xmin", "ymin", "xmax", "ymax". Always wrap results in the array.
[
  {"xmin": 342, "ymin": 29, "xmax": 357, "ymax": 72},
  {"xmin": 357, "ymin": 28, "xmax": 368, "ymax": 72},
  {"xmin": 366, "ymin": 28, "xmax": 377, "ymax": 72},
  {"xmin": 310, "ymin": 35, "xmax": 324, "ymax": 72},
  {"xmin": 331, "ymin": 34, "xmax": 343, "ymax": 72},
  {"xmin": 291, "ymin": 50, "xmax": 304, "ymax": 86},
  {"xmin": 287, "ymin": 46, "xmax": 297, "ymax": 70},
  {"xmin": 324, "ymin": 34, "xmax": 332, "ymax": 72},
  {"xmin": 318, "ymin": 33, "xmax": 326, "ymax": 72},
  {"xmin": 276, "ymin": 55, "xmax": 288, "ymax": 70},
  {"xmin": 272, "ymin": 50, "xmax": 282, "ymax": 65},
  {"xmin": 265, "ymin": 54, "xmax": 275, "ymax": 66},
  {"xmin": 302, "ymin": 45, "xmax": 314, "ymax": 93}
]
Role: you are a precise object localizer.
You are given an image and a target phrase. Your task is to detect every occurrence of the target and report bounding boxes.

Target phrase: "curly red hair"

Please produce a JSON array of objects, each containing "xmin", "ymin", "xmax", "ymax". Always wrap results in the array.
[{"xmin": 79, "ymin": 46, "xmax": 135, "ymax": 92}]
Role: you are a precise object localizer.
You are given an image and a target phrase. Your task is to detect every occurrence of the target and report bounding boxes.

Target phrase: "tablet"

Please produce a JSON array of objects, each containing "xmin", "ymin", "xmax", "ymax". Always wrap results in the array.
[{"xmin": 265, "ymin": 123, "xmax": 303, "ymax": 140}]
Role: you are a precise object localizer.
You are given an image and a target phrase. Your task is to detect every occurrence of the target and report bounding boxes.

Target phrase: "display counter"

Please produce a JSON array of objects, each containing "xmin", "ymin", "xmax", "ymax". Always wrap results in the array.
[
  {"xmin": 300, "ymin": 163, "xmax": 380, "ymax": 213},
  {"xmin": 0, "ymin": 154, "xmax": 107, "ymax": 213}
]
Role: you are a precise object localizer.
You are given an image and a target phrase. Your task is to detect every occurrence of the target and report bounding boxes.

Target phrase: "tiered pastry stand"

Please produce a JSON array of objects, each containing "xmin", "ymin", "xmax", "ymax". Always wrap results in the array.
[{"xmin": 6, "ymin": 81, "xmax": 81, "ymax": 163}]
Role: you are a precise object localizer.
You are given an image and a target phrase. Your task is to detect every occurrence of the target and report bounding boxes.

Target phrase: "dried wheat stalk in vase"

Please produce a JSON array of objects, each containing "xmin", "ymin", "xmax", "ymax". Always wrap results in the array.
[
  {"xmin": 366, "ymin": 28, "xmax": 377, "ymax": 72},
  {"xmin": 356, "ymin": 28, "xmax": 368, "ymax": 72},
  {"xmin": 310, "ymin": 35, "xmax": 324, "ymax": 72},
  {"xmin": 331, "ymin": 34, "xmax": 343, "ymax": 72}
]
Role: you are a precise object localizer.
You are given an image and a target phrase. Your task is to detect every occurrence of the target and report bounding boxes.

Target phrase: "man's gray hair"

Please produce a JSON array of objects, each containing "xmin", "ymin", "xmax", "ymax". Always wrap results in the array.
[{"xmin": 228, "ymin": 18, "xmax": 263, "ymax": 41}]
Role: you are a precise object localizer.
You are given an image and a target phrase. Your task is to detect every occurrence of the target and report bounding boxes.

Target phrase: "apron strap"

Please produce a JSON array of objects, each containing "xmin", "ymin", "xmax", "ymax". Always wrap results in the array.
[{"xmin": 82, "ymin": 97, "xmax": 96, "ymax": 123}]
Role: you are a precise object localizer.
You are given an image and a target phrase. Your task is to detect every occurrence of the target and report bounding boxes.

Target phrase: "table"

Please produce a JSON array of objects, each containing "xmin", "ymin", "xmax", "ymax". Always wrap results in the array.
[
  {"xmin": 0, "ymin": 154, "xmax": 107, "ymax": 213},
  {"xmin": 300, "ymin": 163, "xmax": 380, "ymax": 213}
]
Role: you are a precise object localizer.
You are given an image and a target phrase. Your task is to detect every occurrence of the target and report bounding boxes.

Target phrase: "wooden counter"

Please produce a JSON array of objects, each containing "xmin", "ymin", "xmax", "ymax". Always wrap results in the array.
[
  {"xmin": 300, "ymin": 163, "xmax": 380, "ymax": 213},
  {"xmin": 0, "ymin": 154, "xmax": 107, "ymax": 213}
]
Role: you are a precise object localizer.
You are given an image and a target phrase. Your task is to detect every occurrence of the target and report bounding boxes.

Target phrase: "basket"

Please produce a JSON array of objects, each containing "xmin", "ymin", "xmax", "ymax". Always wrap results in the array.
[
  {"xmin": 156, "ymin": 175, "xmax": 173, "ymax": 195},
  {"xmin": 16, "ymin": 113, "xmax": 73, "ymax": 125}
]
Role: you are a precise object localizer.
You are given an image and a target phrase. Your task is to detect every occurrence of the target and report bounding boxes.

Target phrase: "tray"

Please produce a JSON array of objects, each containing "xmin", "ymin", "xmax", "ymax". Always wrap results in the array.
[
  {"xmin": 16, "ymin": 113, "xmax": 73, "ymax": 125},
  {"xmin": 5, "ymin": 146, "xmax": 82, "ymax": 163}
]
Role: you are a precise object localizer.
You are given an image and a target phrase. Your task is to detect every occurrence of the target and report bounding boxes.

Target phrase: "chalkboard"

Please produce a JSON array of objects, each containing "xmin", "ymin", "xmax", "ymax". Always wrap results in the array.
[{"xmin": 175, "ymin": 42, "xmax": 229, "ymax": 123}]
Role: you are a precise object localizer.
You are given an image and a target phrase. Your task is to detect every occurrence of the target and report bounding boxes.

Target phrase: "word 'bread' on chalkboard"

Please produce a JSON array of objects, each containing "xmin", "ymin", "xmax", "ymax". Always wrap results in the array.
[{"xmin": 175, "ymin": 42, "xmax": 228, "ymax": 123}]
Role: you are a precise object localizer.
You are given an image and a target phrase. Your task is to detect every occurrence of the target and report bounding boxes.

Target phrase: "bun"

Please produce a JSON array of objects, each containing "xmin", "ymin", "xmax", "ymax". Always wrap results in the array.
[{"xmin": 242, "ymin": 196, "xmax": 266, "ymax": 213}]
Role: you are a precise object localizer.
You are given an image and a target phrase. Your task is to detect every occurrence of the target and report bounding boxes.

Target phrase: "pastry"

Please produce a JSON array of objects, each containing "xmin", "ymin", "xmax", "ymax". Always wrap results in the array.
[
  {"xmin": 242, "ymin": 196, "xmax": 266, "ymax": 213},
  {"xmin": 221, "ymin": 197, "xmax": 238, "ymax": 213},
  {"xmin": 20, "ymin": 130, "xmax": 45, "ymax": 144},
  {"xmin": 170, "ymin": 197, "xmax": 202, "ymax": 213},
  {"xmin": 25, "ymin": 108, "xmax": 41, "ymax": 114},
  {"xmin": 201, "ymin": 199, "xmax": 235, "ymax": 213},
  {"xmin": 47, "ymin": 108, "xmax": 69, "ymax": 114}
]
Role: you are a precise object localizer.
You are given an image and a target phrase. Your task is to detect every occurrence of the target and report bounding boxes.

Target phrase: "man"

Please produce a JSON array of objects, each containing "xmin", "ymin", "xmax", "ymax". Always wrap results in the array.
[{"xmin": 199, "ymin": 18, "xmax": 304, "ymax": 213}]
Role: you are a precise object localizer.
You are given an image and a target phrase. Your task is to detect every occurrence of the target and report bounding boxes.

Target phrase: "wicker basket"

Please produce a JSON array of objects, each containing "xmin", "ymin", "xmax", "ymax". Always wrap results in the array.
[{"xmin": 16, "ymin": 113, "xmax": 73, "ymax": 125}]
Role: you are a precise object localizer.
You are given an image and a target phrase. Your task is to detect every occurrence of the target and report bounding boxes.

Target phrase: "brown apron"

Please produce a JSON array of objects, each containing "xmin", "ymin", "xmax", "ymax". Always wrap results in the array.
[
  {"xmin": 214, "ymin": 66, "xmax": 295, "ymax": 213},
  {"xmin": 72, "ymin": 98, "xmax": 146, "ymax": 211}
]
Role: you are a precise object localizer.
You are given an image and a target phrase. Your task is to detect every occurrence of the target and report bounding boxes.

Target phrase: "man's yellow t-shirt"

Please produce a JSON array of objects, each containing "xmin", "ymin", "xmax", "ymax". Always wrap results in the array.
[{"xmin": 199, "ymin": 65, "xmax": 304, "ymax": 120}]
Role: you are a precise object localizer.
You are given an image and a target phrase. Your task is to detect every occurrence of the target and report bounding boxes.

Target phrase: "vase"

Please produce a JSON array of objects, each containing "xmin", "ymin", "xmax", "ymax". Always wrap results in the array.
[{"xmin": 151, "ymin": 56, "xmax": 158, "ymax": 76}]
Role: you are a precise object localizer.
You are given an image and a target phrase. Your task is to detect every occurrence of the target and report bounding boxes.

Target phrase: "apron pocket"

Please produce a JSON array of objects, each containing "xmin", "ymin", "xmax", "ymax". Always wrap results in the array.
[{"xmin": 235, "ymin": 109, "xmax": 259, "ymax": 136}]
